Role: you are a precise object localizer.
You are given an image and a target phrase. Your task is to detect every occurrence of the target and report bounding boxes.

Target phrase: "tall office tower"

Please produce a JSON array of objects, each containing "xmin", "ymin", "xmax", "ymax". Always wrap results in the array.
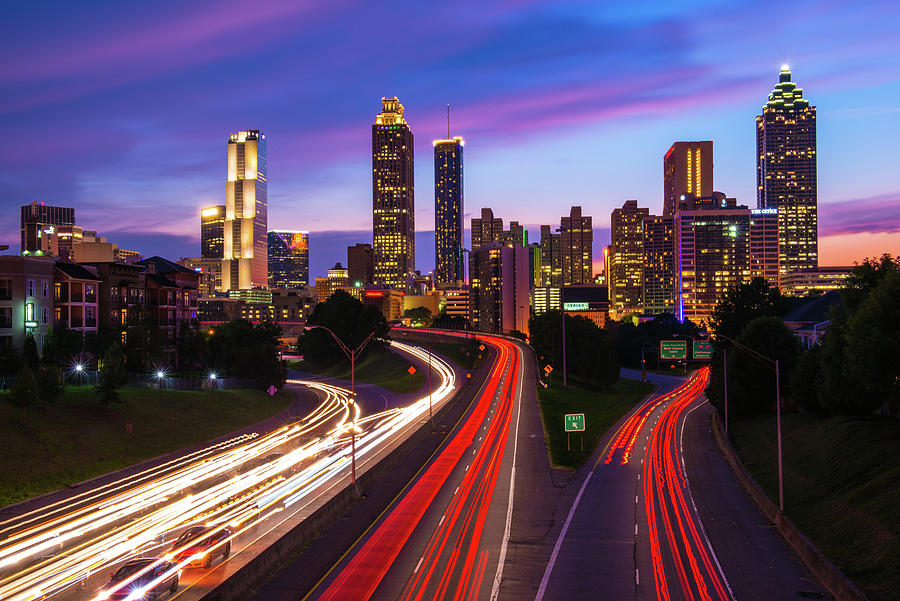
[
  {"xmin": 469, "ymin": 241, "xmax": 530, "ymax": 335},
  {"xmin": 347, "ymin": 243, "xmax": 374, "ymax": 286},
  {"xmin": 20, "ymin": 201, "xmax": 75, "ymax": 254},
  {"xmin": 223, "ymin": 130, "xmax": 267, "ymax": 290},
  {"xmin": 749, "ymin": 208, "xmax": 780, "ymax": 289},
  {"xmin": 267, "ymin": 231, "xmax": 309, "ymax": 289},
  {"xmin": 201, "ymin": 205, "xmax": 226, "ymax": 258},
  {"xmin": 663, "ymin": 141, "xmax": 713, "ymax": 216},
  {"xmin": 539, "ymin": 225, "xmax": 562, "ymax": 287},
  {"xmin": 501, "ymin": 221, "xmax": 528, "ymax": 247},
  {"xmin": 434, "ymin": 136, "xmax": 464, "ymax": 285},
  {"xmin": 372, "ymin": 97, "xmax": 415, "ymax": 289},
  {"xmin": 757, "ymin": 66, "xmax": 817, "ymax": 273},
  {"xmin": 560, "ymin": 206, "xmax": 592, "ymax": 285},
  {"xmin": 471, "ymin": 207, "xmax": 503, "ymax": 250},
  {"xmin": 675, "ymin": 193, "xmax": 751, "ymax": 324},
  {"xmin": 642, "ymin": 215, "xmax": 675, "ymax": 315},
  {"xmin": 609, "ymin": 200, "xmax": 649, "ymax": 316}
]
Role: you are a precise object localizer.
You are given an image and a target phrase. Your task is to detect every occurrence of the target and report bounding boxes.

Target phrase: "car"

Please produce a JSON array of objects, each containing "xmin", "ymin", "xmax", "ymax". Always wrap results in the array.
[
  {"xmin": 100, "ymin": 558, "xmax": 178, "ymax": 600},
  {"xmin": 169, "ymin": 525, "xmax": 232, "ymax": 568}
]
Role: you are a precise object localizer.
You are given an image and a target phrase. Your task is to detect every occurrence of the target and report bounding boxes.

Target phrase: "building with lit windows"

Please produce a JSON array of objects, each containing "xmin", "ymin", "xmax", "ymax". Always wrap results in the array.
[
  {"xmin": 315, "ymin": 263, "xmax": 350, "ymax": 303},
  {"xmin": 347, "ymin": 243, "xmax": 374, "ymax": 286},
  {"xmin": 434, "ymin": 136, "xmax": 464, "ymax": 285},
  {"xmin": 363, "ymin": 287, "xmax": 405, "ymax": 322},
  {"xmin": 560, "ymin": 206, "xmax": 592, "ymax": 285},
  {"xmin": 471, "ymin": 208, "xmax": 503, "ymax": 250},
  {"xmin": 178, "ymin": 257, "xmax": 223, "ymax": 297},
  {"xmin": 440, "ymin": 287, "xmax": 470, "ymax": 320},
  {"xmin": 267, "ymin": 231, "xmax": 309, "ymax": 289},
  {"xmin": 0, "ymin": 256, "xmax": 55, "ymax": 352},
  {"xmin": 53, "ymin": 261, "xmax": 100, "ymax": 339},
  {"xmin": 781, "ymin": 266, "xmax": 851, "ymax": 297},
  {"xmin": 372, "ymin": 98, "xmax": 415, "ymax": 289},
  {"xmin": 540, "ymin": 225, "xmax": 563, "ymax": 287},
  {"xmin": 20, "ymin": 201, "xmax": 75, "ymax": 255},
  {"xmin": 201, "ymin": 206, "xmax": 225, "ymax": 259},
  {"xmin": 642, "ymin": 214, "xmax": 675, "ymax": 315},
  {"xmin": 531, "ymin": 286, "xmax": 560, "ymax": 314},
  {"xmin": 561, "ymin": 285, "xmax": 610, "ymax": 329},
  {"xmin": 469, "ymin": 241, "xmax": 529, "ymax": 335},
  {"xmin": 609, "ymin": 200, "xmax": 649, "ymax": 316},
  {"xmin": 757, "ymin": 66, "xmax": 817, "ymax": 273},
  {"xmin": 223, "ymin": 130, "xmax": 267, "ymax": 290},
  {"xmin": 36, "ymin": 224, "xmax": 83, "ymax": 259},
  {"xmin": 663, "ymin": 142, "xmax": 713, "ymax": 216},
  {"xmin": 675, "ymin": 193, "xmax": 751, "ymax": 325},
  {"xmin": 749, "ymin": 208, "xmax": 780, "ymax": 288}
]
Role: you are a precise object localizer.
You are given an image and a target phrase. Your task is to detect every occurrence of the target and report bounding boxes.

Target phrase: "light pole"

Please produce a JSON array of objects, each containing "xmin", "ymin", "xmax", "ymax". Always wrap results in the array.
[
  {"xmin": 304, "ymin": 324, "xmax": 376, "ymax": 489},
  {"xmin": 561, "ymin": 309, "xmax": 567, "ymax": 387},
  {"xmin": 714, "ymin": 334, "xmax": 783, "ymax": 513}
]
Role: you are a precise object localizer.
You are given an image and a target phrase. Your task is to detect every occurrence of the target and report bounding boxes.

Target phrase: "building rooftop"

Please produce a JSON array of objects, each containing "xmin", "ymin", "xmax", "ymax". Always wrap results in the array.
[
  {"xmin": 783, "ymin": 289, "xmax": 842, "ymax": 324},
  {"xmin": 54, "ymin": 261, "xmax": 101, "ymax": 281}
]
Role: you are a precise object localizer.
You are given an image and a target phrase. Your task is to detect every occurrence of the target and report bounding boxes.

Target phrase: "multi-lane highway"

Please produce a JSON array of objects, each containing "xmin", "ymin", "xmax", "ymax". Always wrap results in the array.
[{"xmin": 0, "ymin": 341, "xmax": 456, "ymax": 601}]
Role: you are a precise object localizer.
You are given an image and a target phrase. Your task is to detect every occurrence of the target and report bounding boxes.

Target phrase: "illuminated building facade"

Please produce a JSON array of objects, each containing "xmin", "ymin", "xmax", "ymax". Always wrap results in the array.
[
  {"xmin": 178, "ymin": 258, "xmax": 223, "ymax": 297},
  {"xmin": 223, "ymin": 130, "xmax": 267, "ymax": 290},
  {"xmin": 347, "ymin": 243, "xmax": 374, "ymax": 286},
  {"xmin": 501, "ymin": 222, "xmax": 528, "ymax": 247},
  {"xmin": 609, "ymin": 200, "xmax": 649, "ymax": 316},
  {"xmin": 560, "ymin": 206, "xmax": 592, "ymax": 285},
  {"xmin": 540, "ymin": 225, "xmax": 562, "ymax": 287},
  {"xmin": 315, "ymin": 263, "xmax": 349, "ymax": 303},
  {"xmin": 757, "ymin": 66, "xmax": 817, "ymax": 273},
  {"xmin": 37, "ymin": 224, "xmax": 83, "ymax": 259},
  {"xmin": 201, "ymin": 205, "xmax": 225, "ymax": 259},
  {"xmin": 781, "ymin": 266, "xmax": 851, "ymax": 297},
  {"xmin": 561, "ymin": 285, "xmax": 610, "ymax": 329},
  {"xmin": 675, "ymin": 194, "xmax": 751, "ymax": 325},
  {"xmin": 531, "ymin": 286, "xmax": 560, "ymax": 314},
  {"xmin": 0, "ymin": 256, "xmax": 55, "ymax": 352},
  {"xmin": 663, "ymin": 141, "xmax": 713, "ymax": 216},
  {"xmin": 469, "ymin": 241, "xmax": 529, "ymax": 335},
  {"xmin": 441, "ymin": 287, "xmax": 470, "ymax": 320},
  {"xmin": 434, "ymin": 137, "xmax": 464, "ymax": 285},
  {"xmin": 20, "ymin": 201, "xmax": 75, "ymax": 255},
  {"xmin": 372, "ymin": 98, "xmax": 415, "ymax": 289},
  {"xmin": 642, "ymin": 215, "xmax": 675, "ymax": 315},
  {"xmin": 749, "ymin": 208, "xmax": 780, "ymax": 288},
  {"xmin": 471, "ymin": 208, "xmax": 503, "ymax": 250},
  {"xmin": 267, "ymin": 230, "xmax": 309, "ymax": 289}
]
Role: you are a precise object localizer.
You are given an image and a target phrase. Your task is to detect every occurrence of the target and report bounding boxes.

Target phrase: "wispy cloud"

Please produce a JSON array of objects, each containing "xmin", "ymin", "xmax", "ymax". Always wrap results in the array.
[{"xmin": 819, "ymin": 194, "xmax": 900, "ymax": 236}]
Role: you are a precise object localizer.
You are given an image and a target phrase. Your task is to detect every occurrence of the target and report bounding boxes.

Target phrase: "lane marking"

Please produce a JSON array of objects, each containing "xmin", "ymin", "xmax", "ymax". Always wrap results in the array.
[
  {"xmin": 414, "ymin": 556, "xmax": 424, "ymax": 573},
  {"xmin": 636, "ymin": 568, "xmax": 640, "ymax": 585}
]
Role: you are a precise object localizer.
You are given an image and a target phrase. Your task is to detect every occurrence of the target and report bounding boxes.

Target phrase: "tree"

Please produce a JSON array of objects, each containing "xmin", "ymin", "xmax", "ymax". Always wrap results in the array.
[
  {"xmin": 431, "ymin": 310, "xmax": 469, "ymax": 331},
  {"xmin": 23, "ymin": 334, "xmax": 40, "ymax": 370},
  {"xmin": 9, "ymin": 363, "xmax": 39, "ymax": 422},
  {"xmin": 41, "ymin": 325, "xmax": 84, "ymax": 368},
  {"xmin": 96, "ymin": 342, "xmax": 128, "ymax": 407},
  {"xmin": 709, "ymin": 277, "xmax": 788, "ymax": 343},
  {"xmin": 208, "ymin": 320, "xmax": 285, "ymax": 389},
  {"xmin": 529, "ymin": 310, "xmax": 618, "ymax": 388},
  {"xmin": 36, "ymin": 365, "xmax": 66, "ymax": 406},
  {"xmin": 403, "ymin": 306, "xmax": 433, "ymax": 327},
  {"xmin": 790, "ymin": 346, "xmax": 825, "ymax": 415},
  {"xmin": 725, "ymin": 316, "xmax": 799, "ymax": 416},
  {"xmin": 300, "ymin": 290, "xmax": 389, "ymax": 367}
]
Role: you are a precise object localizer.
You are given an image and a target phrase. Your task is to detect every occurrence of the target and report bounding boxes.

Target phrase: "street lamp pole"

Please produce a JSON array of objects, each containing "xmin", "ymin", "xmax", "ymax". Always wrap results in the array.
[
  {"xmin": 304, "ymin": 325, "xmax": 375, "ymax": 489},
  {"xmin": 723, "ymin": 347, "xmax": 728, "ymax": 436},
  {"xmin": 561, "ymin": 309, "xmax": 567, "ymax": 387}
]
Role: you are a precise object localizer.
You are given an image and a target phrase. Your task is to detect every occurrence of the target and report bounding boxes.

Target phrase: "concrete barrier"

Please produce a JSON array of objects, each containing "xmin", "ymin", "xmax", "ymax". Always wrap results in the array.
[{"xmin": 710, "ymin": 409, "xmax": 870, "ymax": 601}]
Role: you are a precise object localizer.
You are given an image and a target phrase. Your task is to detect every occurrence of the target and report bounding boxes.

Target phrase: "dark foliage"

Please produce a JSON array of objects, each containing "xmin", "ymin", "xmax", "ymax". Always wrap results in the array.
[
  {"xmin": 96, "ymin": 342, "xmax": 128, "ymax": 407},
  {"xmin": 530, "ymin": 310, "xmax": 618, "ymax": 388},
  {"xmin": 299, "ymin": 290, "xmax": 389, "ymax": 367},
  {"xmin": 609, "ymin": 313, "xmax": 701, "ymax": 368},
  {"xmin": 208, "ymin": 320, "xmax": 285, "ymax": 389},
  {"xmin": 709, "ymin": 277, "xmax": 795, "ymax": 343}
]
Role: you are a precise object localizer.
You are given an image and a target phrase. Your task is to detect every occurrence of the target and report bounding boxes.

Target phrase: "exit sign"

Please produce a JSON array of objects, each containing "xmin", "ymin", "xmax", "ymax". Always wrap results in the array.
[
  {"xmin": 693, "ymin": 340, "xmax": 713, "ymax": 359},
  {"xmin": 564, "ymin": 413, "xmax": 585, "ymax": 432},
  {"xmin": 660, "ymin": 340, "xmax": 687, "ymax": 360}
]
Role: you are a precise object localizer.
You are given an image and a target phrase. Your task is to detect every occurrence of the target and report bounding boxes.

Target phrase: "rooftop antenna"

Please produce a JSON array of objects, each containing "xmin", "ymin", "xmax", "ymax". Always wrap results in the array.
[{"xmin": 447, "ymin": 104, "xmax": 450, "ymax": 139}]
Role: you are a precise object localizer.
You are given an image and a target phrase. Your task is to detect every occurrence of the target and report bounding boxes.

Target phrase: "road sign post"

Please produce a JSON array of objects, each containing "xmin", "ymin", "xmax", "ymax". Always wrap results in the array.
[
  {"xmin": 693, "ymin": 340, "xmax": 713, "ymax": 360},
  {"xmin": 660, "ymin": 340, "xmax": 687, "ymax": 361},
  {"xmin": 565, "ymin": 413, "xmax": 585, "ymax": 451}
]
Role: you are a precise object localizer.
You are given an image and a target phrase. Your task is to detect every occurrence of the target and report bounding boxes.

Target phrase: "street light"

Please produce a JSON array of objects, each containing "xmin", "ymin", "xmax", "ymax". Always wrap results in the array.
[
  {"xmin": 303, "ymin": 324, "xmax": 376, "ymax": 489},
  {"xmin": 714, "ymin": 333, "xmax": 784, "ymax": 513}
]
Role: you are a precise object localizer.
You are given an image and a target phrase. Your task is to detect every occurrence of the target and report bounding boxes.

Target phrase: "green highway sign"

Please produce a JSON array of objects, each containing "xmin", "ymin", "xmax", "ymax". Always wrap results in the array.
[
  {"xmin": 564, "ymin": 413, "xmax": 585, "ymax": 432},
  {"xmin": 660, "ymin": 340, "xmax": 687, "ymax": 360},
  {"xmin": 693, "ymin": 340, "xmax": 713, "ymax": 359}
]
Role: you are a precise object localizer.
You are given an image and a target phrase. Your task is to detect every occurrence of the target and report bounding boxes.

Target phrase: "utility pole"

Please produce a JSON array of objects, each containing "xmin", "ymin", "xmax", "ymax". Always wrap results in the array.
[
  {"xmin": 561, "ymin": 310, "xmax": 567, "ymax": 387},
  {"xmin": 723, "ymin": 347, "xmax": 728, "ymax": 436}
]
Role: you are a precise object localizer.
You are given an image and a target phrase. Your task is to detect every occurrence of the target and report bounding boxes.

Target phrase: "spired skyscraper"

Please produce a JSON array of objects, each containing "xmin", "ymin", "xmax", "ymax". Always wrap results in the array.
[
  {"xmin": 223, "ymin": 130, "xmax": 267, "ymax": 290},
  {"xmin": 433, "ymin": 136, "xmax": 464, "ymax": 285},
  {"xmin": 372, "ymin": 98, "xmax": 415, "ymax": 289},
  {"xmin": 757, "ymin": 66, "xmax": 817, "ymax": 273}
]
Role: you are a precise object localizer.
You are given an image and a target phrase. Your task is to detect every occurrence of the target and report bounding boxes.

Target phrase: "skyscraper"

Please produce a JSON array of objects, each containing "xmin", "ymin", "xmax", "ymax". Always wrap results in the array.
[
  {"xmin": 471, "ymin": 208, "xmax": 503, "ymax": 250},
  {"xmin": 642, "ymin": 214, "xmax": 675, "ymax": 315},
  {"xmin": 347, "ymin": 243, "xmax": 374, "ymax": 286},
  {"xmin": 200, "ymin": 205, "xmax": 225, "ymax": 259},
  {"xmin": 223, "ymin": 130, "xmax": 267, "ymax": 290},
  {"xmin": 663, "ymin": 141, "xmax": 713, "ymax": 216},
  {"xmin": 609, "ymin": 200, "xmax": 648, "ymax": 316},
  {"xmin": 749, "ymin": 208, "xmax": 780, "ymax": 288},
  {"xmin": 539, "ymin": 225, "xmax": 562, "ymax": 287},
  {"xmin": 20, "ymin": 201, "xmax": 75, "ymax": 254},
  {"xmin": 372, "ymin": 97, "xmax": 415, "ymax": 289},
  {"xmin": 757, "ymin": 66, "xmax": 817, "ymax": 273},
  {"xmin": 469, "ymin": 241, "xmax": 529, "ymax": 335},
  {"xmin": 434, "ymin": 136, "xmax": 464, "ymax": 285},
  {"xmin": 267, "ymin": 231, "xmax": 309, "ymax": 289},
  {"xmin": 560, "ymin": 206, "xmax": 592, "ymax": 285}
]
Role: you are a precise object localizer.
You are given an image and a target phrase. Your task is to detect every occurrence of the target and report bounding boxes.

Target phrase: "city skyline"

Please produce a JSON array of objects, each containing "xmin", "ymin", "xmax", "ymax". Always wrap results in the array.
[{"xmin": 2, "ymin": 1, "xmax": 899, "ymax": 280}]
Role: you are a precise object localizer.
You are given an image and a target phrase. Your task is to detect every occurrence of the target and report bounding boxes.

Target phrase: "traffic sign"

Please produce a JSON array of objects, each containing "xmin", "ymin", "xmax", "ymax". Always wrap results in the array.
[
  {"xmin": 564, "ymin": 413, "xmax": 585, "ymax": 432},
  {"xmin": 693, "ymin": 340, "xmax": 713, "ymax": 359},
  {"xmin": 660, "ymin": 340, "xmax": 687, "ymax": 360},
  {"xmin": 267, "ymin": 385, "xmax": 277, "ymax": 396},
  {"xmin": 408, "ymin": 366, "xmax": 417, "ymax": 375},
  {"xmin": 544, "ymin": 364, "xmax": 554, "ymax": 373}
]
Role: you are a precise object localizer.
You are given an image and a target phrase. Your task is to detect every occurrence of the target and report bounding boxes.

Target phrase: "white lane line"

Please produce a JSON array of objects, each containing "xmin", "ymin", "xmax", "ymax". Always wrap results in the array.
[
  {"xmin": 635, "ymin": 523, "xmax": 638, "ymax": 535},
  {"xmin": 490, "ymin": 344, "xmax": 524, "ymax": 601},
  {"xmin": 439, "ymin": 514, "xmax": 445, "ymax": 526},
  {"xmin": 635, "ymin": 495, "xmax": 638, "ymax": 504},
  {"xmin": 636, "ymin": 568, "xmax": 640, "ymax": 585},
  {"xmin": 414, "ymin": 556, "xmax": 424, "ymax": 573}
]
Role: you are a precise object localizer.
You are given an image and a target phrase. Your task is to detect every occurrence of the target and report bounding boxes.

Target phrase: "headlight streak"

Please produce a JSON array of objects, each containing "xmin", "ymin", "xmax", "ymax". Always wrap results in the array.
[{"xmin": 0, "ymin": 341, "xmax": 454, "ymax": 601}]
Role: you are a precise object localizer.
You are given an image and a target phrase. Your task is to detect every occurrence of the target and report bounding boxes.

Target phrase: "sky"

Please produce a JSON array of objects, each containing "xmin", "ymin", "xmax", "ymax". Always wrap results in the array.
[{"xmin": 2, "ymin": 0, "xmax": 899, "ymax": 279}]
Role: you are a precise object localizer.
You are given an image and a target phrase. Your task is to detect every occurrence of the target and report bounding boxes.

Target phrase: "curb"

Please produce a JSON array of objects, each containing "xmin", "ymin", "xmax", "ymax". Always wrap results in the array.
[{"xmin": 710, "ymin": 409, "xmax": 869, "ymax": 601}]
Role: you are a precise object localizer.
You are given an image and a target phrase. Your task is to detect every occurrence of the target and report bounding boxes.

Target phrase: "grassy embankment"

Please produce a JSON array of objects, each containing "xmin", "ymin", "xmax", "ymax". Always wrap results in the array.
[
  {"xmin": 289, "ymin": 344, "xmax": 425, "ymax": 394},
  {"xmin": 730, "ymin": 414, "xmax": 900, "ymax": 601},
  {"xmin": 0, "ymin": 386, "xmax": 292, "ymax": 508},
  {"xmin": 538, "ymin": 376, "xmax": 654, "ymax": 470}
]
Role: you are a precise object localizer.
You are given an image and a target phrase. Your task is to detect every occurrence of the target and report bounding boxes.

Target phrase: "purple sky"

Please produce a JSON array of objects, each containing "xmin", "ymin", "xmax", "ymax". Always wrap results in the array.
[{"xmin": 2, "ymin": 0, "xmax": 899, "ymax": 278}]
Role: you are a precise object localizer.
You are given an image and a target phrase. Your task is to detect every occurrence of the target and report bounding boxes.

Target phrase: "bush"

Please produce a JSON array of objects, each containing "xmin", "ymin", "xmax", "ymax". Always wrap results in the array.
[{"xmin": 725, "ymin": 316, "xmax": 799, "ymax": 416}]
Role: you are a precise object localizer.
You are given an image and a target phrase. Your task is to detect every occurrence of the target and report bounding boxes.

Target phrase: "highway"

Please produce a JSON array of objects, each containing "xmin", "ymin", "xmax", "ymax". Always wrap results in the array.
[
  {"xmin": 0, "ymin": 341, "xmax": 456, "ymax": 601},
  {"xmin": 305, "ymin": 333, "xmax": 525, "ymax": 601}
]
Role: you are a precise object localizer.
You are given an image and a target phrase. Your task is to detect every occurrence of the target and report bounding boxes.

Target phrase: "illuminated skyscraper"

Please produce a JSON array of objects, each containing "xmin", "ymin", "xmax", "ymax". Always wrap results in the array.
[
  {"xmin": 200, "ymin": 205, "xmax": 225, "ymax": 259},
  {"xmin": 20, "ymin": 201, "xmax": 75, "ymax": 254},
  {"xmin": 609, "ymin": 200, "xmax": 648, "ymax": 316},
  {"xmin": 347, "ymin": 243, "xmax": 374, "ymax": 286},
  {"xmin": 267, "ymin": 231, "xmax": 309, "ymax": 289},
  {"xmin": 757, "ymin": 66, "xmax": 817, "ymax": 273},
  {"xmin": 372, "ymin": 97, "xmax": 415, "ymax": 289},
  {"xmin": 434, "ymin": 136, "xmax": 464, "ymax": 285},
  {"xmin": 642, "ymin": 214, "xmax": 675, "ymax": 315},
  {"xmin": 471, "ymin": 208, "xmax": 503, "ymax": 250},
  {"xmin": 560, "ymin": 206, "xmax": 592, "ymax": 285},
  {"xmin": 539, "ymin": 225, "xmax": 562, "ymax": 287},
  {"xmin": 223, "ymin": 130, "xmax": 267, "ymax": 290},
  {"xmin": 749, "ymin": 208, "xmax": 780, "ymax": 288},
  {"xmin": 663, "ymin": 141, "xmax": 713, "ymax": 216}
]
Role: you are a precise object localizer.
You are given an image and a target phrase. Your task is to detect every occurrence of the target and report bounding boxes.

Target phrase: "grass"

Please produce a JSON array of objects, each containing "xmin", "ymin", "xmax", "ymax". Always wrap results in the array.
[
  {"xmin": 730, "ymin": 413, "xmax": 900, "ymax": 601},
  {"xmin": 0, "ymin": 386, "xmax": 292, "ymax": 508},
  {"xmin": 537, "ymin": 376, "xmax": 654, "ymax": 470},
  {"xmin": 410, "ymin": 338, "xmax": 483, "ymax": 372},
  {"xmin": 289, "ymin": 344, "xmax": 425, "ymax": 394}
]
